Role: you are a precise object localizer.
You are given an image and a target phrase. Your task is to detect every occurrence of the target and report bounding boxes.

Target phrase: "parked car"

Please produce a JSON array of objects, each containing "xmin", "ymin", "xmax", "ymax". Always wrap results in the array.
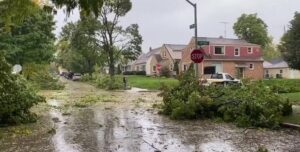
[
  {"xmin": 202, "ymin": 73, "xmax": 241, "ymax": 86},
  {"xmin": 72, "ymin": 73, "xmax": 82, "ymax": 81}
]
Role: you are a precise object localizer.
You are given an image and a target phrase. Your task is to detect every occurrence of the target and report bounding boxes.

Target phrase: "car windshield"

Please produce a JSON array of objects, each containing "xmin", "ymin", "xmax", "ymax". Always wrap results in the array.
[
  {"xmin": 211, "ymin": 74, "xmax": 223, "ymax": 79},
  {"xmin": 225, "ymin": 74, "xmax": 234, "ymax": 80}
]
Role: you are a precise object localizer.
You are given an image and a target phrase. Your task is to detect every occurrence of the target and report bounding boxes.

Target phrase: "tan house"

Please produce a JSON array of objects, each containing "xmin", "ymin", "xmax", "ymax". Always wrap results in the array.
[
  {"xmin": 133, "ymin": 47, "xmax": 162, "ymax": 75},
  {"xmin": 133, "ymin": 44, "xmax": 186, "ymax": 76},
  {"xmin": 264, "ymin": 59, "xmax": 300, "ymax": 79},
  {"xmin": 158, "ymin": 44, "xmax": 187, "ymax": 75},
  {"xmin": 181, "ymin": 37, "xmax": 264, "ymax": 80}
]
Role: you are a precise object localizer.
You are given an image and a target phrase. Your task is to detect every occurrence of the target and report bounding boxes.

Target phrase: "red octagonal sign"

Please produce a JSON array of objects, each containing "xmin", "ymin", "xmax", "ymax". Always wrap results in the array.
[{"xmin": 191, "ymin": 48, "xmax": 204, "ymax": 63}]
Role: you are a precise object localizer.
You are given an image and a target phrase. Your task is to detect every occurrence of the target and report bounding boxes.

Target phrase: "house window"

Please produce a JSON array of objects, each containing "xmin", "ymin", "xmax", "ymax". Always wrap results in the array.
[
  {"xmin": 280, "ymin": 70, "xmax": 283, "ymax": 74},
  {"xmin": 169, "ymin": 64, "xmax": 173, "ymax": 71},
  {"xmin": 142, "ymin": 65, "xmax": 146, "ymax": 71},
  {"xmin": 163, "ymin": 51, "xmax": 167, "ymax": 57},
  {"xmin": 214, "ymin": 46, "xmax": 225, "ymax": 55},
  {"xmin": 234, "ymin": 48, "xmax": 240, "ymax": 56},
  {"xmin": 248, "ymin": 47, "xmax": 253, "ymax": 54},
  {"xmin": 152, "ymin": 66, "xmax": 156, "ymax": 72},
  {"xmin": 137, "ymin": 66, "xmax": 140, "ymax": 71},
  {"xmin": 249, "ymin": 63, "xmax": 254, "ymax": 70}
]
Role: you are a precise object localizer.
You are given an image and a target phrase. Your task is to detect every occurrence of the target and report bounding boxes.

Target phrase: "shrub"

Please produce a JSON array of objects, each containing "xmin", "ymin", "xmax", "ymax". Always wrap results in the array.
[
  {"xmin": 95, "ymin": 75, "xmax": 123, "ymax": 90},
  {"xmin": 81, "ymin": 73, "xmax": 93, "ymax": 82},
  {"xmin": 123, "ymin": 71, "xmax": 146, "ymax": 76},
  {"xmin": 23, "ymin": 63, "xmax": 64, "ymax": 90},
  {"xmin": 0, "ymin": 56, "xmax": 45, "ymax": 124},
  {"xmin": 160, "ymin": 66, "xmax": 171, "ymax": 77},
  {"xmin": 159, "ymin": 66, "xmax": 293, "ymax": 129}
]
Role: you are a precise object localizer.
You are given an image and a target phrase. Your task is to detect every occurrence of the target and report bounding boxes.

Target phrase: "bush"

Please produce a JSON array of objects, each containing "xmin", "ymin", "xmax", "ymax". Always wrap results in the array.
[
  {"xmin": 160, "ymin": 66, "xmax": 172, "ymax": 77},
  {"xmin": 94, "ymin": 75, "xmax": 123, "ymax": 90},
  {"xmin": 23, "ymin": 64, "xmax": 64, "ymax": 90},
  {"xmin": 81, "ymin": 73, "xmax": 93, "ymax": 82},
  {"xmin": 0, "ymin": 56, "xmax": 45, "ymax": 124},
  {"xmin": 123, "ymin": 71, "xmax": 146, "ymax": 76},
  {"xmin": 159, "ymin": 66, "xmax": 293, "ymax": 129}
]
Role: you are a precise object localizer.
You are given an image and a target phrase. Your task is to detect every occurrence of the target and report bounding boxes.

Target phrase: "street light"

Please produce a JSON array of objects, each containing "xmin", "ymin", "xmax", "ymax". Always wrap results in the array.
[{"xmin": 185, "ymin": 0, "xmax": 199, "ymax": 77}]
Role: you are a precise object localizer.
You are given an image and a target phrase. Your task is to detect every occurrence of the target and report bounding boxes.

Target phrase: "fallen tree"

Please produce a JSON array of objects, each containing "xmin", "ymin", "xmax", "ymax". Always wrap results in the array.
[{"xmin": 159, "ymin": 66, "xmax": 292, "ymax": 129}]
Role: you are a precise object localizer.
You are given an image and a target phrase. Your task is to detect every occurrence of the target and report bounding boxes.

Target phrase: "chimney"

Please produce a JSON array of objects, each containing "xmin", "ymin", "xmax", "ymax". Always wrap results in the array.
[{"xmin": 149, "ymin": 47, "xmax": 152, "ymax": 52}]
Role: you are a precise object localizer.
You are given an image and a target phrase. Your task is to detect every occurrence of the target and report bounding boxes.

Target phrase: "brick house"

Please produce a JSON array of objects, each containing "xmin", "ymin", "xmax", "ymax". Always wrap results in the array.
[{"xmin": 180, "ymin": 37, "xmax": 264, "ymax": 80}]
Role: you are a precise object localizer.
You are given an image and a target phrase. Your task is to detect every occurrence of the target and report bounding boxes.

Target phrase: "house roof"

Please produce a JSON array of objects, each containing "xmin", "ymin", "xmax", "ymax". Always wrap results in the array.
[
  {"xmin": 134, "ymin": 47, "xmax": 161, "ymax": 65},
  {"xmin": 264, "ymin": 59, "xmax": 289, "ymax": 69},
  {"xmin": 196, "ymin": 37, "xmax": 260, "ymax": 47},
  {"xmin": 164, "ymin": 44, "xmax": 187, "ymax": 60}
]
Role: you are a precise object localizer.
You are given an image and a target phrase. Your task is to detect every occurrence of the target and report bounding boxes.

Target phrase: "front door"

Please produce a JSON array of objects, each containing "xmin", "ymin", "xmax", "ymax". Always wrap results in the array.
[{"xmin": 236, "ymin": 68, "xmax": 244, "ymax": 79}]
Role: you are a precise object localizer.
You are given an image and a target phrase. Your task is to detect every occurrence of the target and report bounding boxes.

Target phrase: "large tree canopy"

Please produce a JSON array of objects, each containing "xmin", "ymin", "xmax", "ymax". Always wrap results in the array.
[
  {"xmin": 51, "ymin": 0, "xmax": 104, "ymax": 16},
  {"xmin": 0, "ymin": 9, "xmax": 56, "ymax": 65},
  {"xmin": 0, "ymin": 0, "xmax": 104, "ymax": 29},
  {"xmin": 233, "ymin": 14, "xmax": 271, "ymax": 48},
  {"xmin": 279, "ymin": 12, "xmax": 300, "ymax": 70},
  {"xmin": 98, "ymin": 0, "xmax": 142, "ymax": 76},
  {"xmin": 57, "ymin": 16, "xmax": 103, "ymax": 74}
]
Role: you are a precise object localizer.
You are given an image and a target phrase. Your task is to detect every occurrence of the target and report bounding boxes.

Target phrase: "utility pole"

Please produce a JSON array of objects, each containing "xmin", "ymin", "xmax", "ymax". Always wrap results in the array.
[
  {"xmin": 220, "ymin": 22, "xmax": 228, "ymax": 38},
  {"xmin": 186, "ymin": 0, "xmax": 199, "ymax": 77}
]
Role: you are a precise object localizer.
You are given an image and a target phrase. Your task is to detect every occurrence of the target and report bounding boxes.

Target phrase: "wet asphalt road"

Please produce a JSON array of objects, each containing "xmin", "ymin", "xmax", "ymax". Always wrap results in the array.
[{"xmin": 1, "ymin": 79, "xmax": 300, "ymax": 152}]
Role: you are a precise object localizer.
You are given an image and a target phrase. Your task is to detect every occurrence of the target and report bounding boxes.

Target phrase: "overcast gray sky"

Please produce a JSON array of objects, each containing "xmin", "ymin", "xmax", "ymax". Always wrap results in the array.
[{"xmin": 54, "ymin": 0, "xmax": 300, "ymax": 52}]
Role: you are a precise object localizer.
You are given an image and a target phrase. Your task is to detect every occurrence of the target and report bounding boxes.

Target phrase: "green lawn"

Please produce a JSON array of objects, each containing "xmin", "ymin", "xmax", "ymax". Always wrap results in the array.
[
  {"xmin": 281, "ymin": 92, "xmax": 300, "ymax": 104},
  {"xmin": 127, "ymin": 75, "xmax": 179, "ymax": 90},
  {"xmin": 283, "ymin": 105, "xmax": 300, "ymax": 125}
]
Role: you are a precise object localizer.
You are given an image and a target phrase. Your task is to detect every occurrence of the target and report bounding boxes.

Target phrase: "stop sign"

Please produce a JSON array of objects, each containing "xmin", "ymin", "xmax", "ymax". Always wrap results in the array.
[{"xmin": 191, "ymin": 49, "xmax": 204, "ymax": 63}]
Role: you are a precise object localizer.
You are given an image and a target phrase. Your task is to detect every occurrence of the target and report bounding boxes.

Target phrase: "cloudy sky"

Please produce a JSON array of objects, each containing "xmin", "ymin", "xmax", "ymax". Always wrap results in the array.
[{"xmin": 54, "ymin": 0, "xmax": 300, "ymax": 52}]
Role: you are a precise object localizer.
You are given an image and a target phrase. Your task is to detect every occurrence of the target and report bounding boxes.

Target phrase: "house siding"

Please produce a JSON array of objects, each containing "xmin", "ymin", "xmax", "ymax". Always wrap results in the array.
[
  {"xmin": 181, "ymin": 37, "xmax": 264, "ymax": 80},
  {"xmin": 264, "ymin": 68, "xmax": 300, "ymax": 79}
]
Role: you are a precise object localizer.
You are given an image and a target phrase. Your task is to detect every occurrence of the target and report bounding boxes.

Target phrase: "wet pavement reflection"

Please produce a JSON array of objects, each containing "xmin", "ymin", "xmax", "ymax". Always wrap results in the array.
[{"xmin": 1, "ymin": 79, "xmax": 300, "ymax": 152}]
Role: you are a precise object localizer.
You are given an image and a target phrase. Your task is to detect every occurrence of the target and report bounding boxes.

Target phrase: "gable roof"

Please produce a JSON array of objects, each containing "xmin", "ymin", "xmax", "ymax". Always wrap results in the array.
[
  {"xmin": 196, "ymin": 37, "xmax": 260, "ymax": 47},
  {"xmin": 164, "ymin": 44, "xmax": 187, "ymax": 60},
  {"xmin": 134, "ymin": 47, "xmax": 161, "ymax": 65},
  {"xmin": 264, "ymin": 59, "xmax": 289, "ymax": 68}
]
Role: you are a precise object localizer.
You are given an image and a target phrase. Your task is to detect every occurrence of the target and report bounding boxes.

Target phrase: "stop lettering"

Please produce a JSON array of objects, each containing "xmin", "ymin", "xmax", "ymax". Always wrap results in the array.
[{"xmin": 191, "ymin": 49, "xmax": 204, "ymax": 63}]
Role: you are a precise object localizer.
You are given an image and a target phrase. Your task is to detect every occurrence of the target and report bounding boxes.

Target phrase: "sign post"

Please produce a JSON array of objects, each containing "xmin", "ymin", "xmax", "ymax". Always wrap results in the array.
[{"xmin": 185, "ymin": 0, "xmax": 198, "ymax": 77}]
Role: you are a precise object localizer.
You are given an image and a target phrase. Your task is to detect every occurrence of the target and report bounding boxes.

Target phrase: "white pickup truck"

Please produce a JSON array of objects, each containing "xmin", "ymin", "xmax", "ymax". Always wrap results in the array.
[{"xmin": 202, "ymin": 73, "xmax": 241, "ymax": 86}]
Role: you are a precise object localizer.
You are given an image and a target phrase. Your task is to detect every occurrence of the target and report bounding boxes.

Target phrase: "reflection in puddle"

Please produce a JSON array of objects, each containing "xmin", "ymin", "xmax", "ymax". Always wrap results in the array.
[{"xmin": 49, "ymin": 100, "xmax": 81, "ymax": 152}]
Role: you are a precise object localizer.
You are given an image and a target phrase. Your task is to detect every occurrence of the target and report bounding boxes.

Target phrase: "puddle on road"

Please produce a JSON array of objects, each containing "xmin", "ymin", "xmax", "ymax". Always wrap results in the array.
[
  {"xmin": 48, "ymin": 100, "xmax": 82, "ymax": 152},
  {"xmin": 126, "ymin": 87, "xmax": 148, "ymax": 93},
  {"xmin": 50, "ymin": 111, "xmax": 81, "ymax": 152}
]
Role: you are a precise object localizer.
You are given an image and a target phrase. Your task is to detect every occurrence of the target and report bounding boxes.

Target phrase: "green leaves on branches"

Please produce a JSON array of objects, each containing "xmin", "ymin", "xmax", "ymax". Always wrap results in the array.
[{"xmin": 159, "ymin": 67, "xmax": 292, "ymax": 129}]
